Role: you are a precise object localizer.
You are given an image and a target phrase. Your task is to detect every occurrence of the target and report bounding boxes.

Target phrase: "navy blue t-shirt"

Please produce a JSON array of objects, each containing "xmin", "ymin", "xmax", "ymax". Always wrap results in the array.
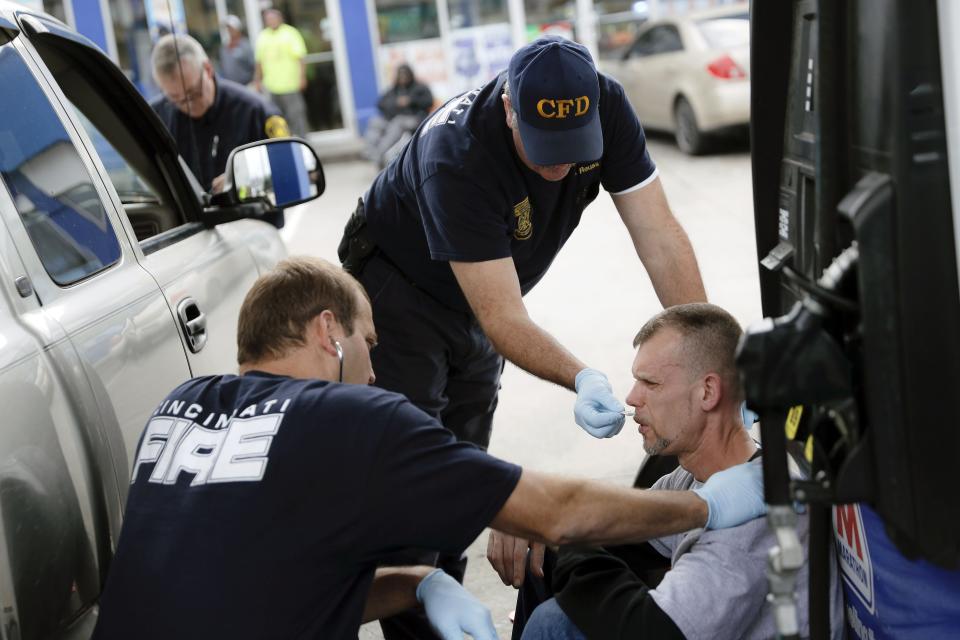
[
  {"xmin": 93, "ymin": 372, "xmax": 521, "ymax": 640},
  {"xmin": 363, "ymin": 71, "xmax": 657, "ymax": 312}
]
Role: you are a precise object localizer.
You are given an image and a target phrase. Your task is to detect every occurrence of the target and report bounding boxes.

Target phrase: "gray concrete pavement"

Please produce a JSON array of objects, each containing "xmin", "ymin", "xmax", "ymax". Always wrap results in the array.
[{"xmin": 282, "ymin": 135, "xmax": 759, "ymax": 639}]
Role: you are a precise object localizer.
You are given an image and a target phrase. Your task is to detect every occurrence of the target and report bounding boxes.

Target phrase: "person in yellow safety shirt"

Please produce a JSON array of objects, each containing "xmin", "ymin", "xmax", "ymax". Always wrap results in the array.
[{"xmin": 255, "ymin": 9, "xmax": 309, "ymax": 138}]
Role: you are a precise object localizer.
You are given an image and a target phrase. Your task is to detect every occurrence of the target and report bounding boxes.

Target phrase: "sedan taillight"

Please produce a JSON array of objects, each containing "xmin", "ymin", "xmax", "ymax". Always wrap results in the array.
[{"xmin": 707, "ymin": 54, "xmax": 747, "ymax": 79}]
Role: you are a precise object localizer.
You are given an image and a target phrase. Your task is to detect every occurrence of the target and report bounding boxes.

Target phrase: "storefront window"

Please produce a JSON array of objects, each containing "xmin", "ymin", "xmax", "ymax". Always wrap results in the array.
[
  {"xmin": 224, "ymin": 0, "xmax": 246, "ymax": 20},
  {"xmin": 42, "ymin": 0, "xmax": 67, "ymax": 23},
  {"xmin": 182, "ymin": 0, "xmax": 222, "ymax": 66},
  {"xmin": 271, "ymin": 0, "xmax": 345, "ymax": 132},
  {"xmin": 375, "ymin": 0, "xmax": 440, "ymax": 44},
  {"xmin": 109, "ymin": 0, "xmax": 218, "ymax": 94},
  {"xmin": 448, "ymin": 0, "xmax": 513, "ymax": 96},
  {"xmin": 594, "ymin": 0, "xmax": 647, "ymax": 60},
  {"xmin": 593, "ymin": 0, "xmax": 740, "ymax": 59},
  {"xmin": 448, "ymin": 0, "xmax": 508, "ymax": 29},
  {"xmin": 279, "ymin": 0, "xmax": 332, "ymax": 53},
  {"xmin": 14, "ymin": 0, "xmax": 66, "ymax": 23},
  {"xmin": 523, "ymin": 0, "xmax": 575, "ymax": 41},
  {"xmin": 108, "ymin": 0, "xmax": 154, "ymax": 93}
]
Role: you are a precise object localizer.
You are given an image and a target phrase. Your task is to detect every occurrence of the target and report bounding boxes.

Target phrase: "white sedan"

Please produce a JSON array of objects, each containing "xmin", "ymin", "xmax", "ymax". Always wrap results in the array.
[{"xmin": 599, "ymin": 3, "xmax": 750, "ymax": 154}]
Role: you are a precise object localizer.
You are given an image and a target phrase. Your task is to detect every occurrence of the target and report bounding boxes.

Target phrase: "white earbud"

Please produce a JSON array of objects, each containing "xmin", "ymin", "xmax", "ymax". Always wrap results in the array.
[{"xmin": 333, "ymin": 340, "xmax": 344, "ymax": 382}]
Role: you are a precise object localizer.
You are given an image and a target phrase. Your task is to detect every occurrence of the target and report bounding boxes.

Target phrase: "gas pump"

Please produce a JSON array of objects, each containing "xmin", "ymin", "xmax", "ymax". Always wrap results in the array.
[{"xmin": 745, "ymin": 0, "xmax": 960, "ymax": 637}]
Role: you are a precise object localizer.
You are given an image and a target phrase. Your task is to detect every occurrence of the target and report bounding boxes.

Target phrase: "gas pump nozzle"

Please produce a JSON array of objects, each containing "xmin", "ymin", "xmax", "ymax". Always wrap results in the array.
[{"xmin": 735, "ymin": 244, "xmax": 859, "ymax": 640}]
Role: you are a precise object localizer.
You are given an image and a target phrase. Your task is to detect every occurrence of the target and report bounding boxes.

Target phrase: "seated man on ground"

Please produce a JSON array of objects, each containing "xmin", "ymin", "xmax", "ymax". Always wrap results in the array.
[
  {"xmin": 492, "ymin": 303, "xmax": 844, "ymax": 640},
  {"xmin": 92, "ymin": 259, "xmax": 768, "ymax": 640}
]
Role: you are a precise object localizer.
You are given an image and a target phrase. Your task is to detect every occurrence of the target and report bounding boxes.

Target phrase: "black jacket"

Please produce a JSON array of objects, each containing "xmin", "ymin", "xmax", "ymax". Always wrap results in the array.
[
  {"xmin": 377, "ymin": 81, "xmax": 433, "ymax": 121},
  {"xmin": 151, "ymin": 76, "xmax": 283, "ymax": 190},
  {"xmin": 553, "ymin": 543, "xmax": 686, "ymax": 639}
]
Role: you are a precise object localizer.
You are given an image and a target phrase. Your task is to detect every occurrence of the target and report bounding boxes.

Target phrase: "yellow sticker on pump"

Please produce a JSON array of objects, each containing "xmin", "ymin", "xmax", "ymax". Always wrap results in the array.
[{"xmin": 785, "ymin": 405, "xmax": 804, "ymax": 440}]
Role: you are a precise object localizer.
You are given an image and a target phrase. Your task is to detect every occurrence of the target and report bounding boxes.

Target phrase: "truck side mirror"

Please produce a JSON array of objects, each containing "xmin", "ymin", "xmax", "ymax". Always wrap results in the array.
[{"xmin": 227, "ymin": 138, "xmax": 325, "ymax": 209}]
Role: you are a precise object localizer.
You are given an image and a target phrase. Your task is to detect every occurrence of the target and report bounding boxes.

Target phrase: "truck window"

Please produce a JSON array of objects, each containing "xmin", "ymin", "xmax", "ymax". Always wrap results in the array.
[
  {"xmin": 65, "ymin": 102, "xmax": 170, "ymax": 240},
  {"xmin": 28, "ymin": 31, "xmax": 193, "ymax": 246},
  {"xmin": 0, "ymin": 43, "xmax": 121, "ymax": 285},
  {"xmin": 71, "ymin": 105, "xmax": 159, "ymax": 205}
]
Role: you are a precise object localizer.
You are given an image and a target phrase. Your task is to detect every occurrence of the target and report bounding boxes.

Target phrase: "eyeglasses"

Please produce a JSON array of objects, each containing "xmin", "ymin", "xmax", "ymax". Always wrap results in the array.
[{"xmin": 169, "ymin": 72, "xmax": 206, "ymax": 109}]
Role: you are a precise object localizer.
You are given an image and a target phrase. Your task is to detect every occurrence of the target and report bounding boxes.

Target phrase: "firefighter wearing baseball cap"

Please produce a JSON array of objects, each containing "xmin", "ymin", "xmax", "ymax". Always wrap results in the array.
[{"xmin": 337, "ymin": 36, "xmax": 708, "ymax": 639}]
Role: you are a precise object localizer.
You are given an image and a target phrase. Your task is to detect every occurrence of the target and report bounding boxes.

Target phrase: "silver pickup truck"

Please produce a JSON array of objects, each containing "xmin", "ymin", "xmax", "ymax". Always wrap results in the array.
[{"xmin": 0, "ymin": 4, "xmax": 323, "ymax": 638}]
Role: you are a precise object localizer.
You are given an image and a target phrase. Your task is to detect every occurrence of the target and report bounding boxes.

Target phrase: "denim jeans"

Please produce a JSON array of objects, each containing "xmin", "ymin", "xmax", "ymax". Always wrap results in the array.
[{"xmin": 520, "ymin": 598, "xmax": 587, "ymax": 640}]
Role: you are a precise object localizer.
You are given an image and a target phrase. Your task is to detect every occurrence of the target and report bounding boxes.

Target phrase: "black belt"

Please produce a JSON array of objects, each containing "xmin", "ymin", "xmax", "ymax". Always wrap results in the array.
[
  {"xmin": 337, "ymin": 199, "xmax": 471, "ymax": 318},
  {"xmin": 338, "ymin": 199, "xmax": 409, "ymax": 282},
  {"xmin": 337, "ymin": 198, "xmax": 377, "ymax": 275}
]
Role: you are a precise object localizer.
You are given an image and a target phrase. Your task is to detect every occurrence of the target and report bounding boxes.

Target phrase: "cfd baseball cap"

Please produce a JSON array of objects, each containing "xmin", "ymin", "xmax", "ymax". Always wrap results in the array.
[{"xmin": 507, "ymin": 36, "xmax": 602, "ymax": 166}]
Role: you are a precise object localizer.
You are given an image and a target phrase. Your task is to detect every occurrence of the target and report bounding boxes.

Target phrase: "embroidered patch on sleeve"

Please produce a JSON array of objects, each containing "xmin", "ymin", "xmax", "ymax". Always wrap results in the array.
[
  {"xmin": 513, "ymin": 196, "xmax": 532, "ymax": 240},
  {"xmin": 265, "ymin": 115, "xmax": 291, "ymax": 138}
]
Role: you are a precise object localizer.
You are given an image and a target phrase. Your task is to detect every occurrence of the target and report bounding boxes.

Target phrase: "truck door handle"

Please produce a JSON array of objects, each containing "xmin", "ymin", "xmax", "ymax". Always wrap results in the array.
[{"xmin": 177, "ymin": 297, "xmax": 207, "ymax": 353}]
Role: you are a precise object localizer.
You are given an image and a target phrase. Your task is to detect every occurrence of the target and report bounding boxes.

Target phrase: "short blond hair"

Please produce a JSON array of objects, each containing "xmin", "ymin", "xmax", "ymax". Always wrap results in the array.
[
  {"xmin": 237, "ymin": 256, "xmax": 368, "ymax": 365},
  {"xmin": 634, "ymin": 303, "xmax": 744, "ymax": 402}
]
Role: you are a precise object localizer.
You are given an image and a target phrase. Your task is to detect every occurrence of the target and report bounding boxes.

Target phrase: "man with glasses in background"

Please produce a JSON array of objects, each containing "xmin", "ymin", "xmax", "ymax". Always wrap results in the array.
[{"xmin": 150, "ymin": 34, "xmax": 290, "ymax": 193}]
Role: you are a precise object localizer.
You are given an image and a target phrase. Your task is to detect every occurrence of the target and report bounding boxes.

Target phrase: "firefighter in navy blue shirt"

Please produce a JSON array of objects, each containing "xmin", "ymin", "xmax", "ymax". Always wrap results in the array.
[
  {"xmin": 339, "ymin": 35, "xmax": 708, "ymax": 639},
  {"xmin": 150, "ymin": 34, "xmax": 290, "ymax": 192},
  {"xmin": 92, "ymin": 256, "xmax": 765, "ymax": 640}
]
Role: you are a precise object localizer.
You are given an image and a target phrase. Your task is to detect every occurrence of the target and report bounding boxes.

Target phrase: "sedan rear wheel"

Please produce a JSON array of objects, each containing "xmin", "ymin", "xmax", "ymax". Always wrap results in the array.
[{"xmin": 674, "ymin": 97, "xmax": 707, "ymax": 155}]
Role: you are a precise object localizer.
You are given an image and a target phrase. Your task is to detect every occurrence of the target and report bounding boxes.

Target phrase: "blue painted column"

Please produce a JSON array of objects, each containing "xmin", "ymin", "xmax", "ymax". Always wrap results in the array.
[
  {"xmin": 70, "ymin": 0, "xmax": 109, "ymax": 53},
  {"xmin": 339, "ymin": 0, "xmax": 379, "ymax": 133}
]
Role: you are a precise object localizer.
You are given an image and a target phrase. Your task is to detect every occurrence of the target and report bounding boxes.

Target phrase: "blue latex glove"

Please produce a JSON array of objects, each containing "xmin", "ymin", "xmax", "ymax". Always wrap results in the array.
[
  {"xmin": 416, "ymin": 569, "xmax": 497, "ymax": 640},
  {"xmin": 740, "ymin": 401, "xmax": 759, "ymax": 428},
  {"xmin": 574, "ymin": 368, "xmax": 626, "ymax": 438},
  {"xmin": 692, "ymin": 458, "xmax": 767, "ymax": 529}
]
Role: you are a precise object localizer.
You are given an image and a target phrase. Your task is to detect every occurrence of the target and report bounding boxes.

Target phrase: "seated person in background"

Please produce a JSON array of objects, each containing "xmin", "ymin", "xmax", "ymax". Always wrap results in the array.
[
  {"xmin": 493, "ymin": 303, "xmax": 844, "ymax": 640},
  {"xmin": 150, "ymin": 34, "xmax": 289, "ymax": 193},
  {"xmin": 363, "ymin": 63, "xmax": 434, "ymax": 167}
]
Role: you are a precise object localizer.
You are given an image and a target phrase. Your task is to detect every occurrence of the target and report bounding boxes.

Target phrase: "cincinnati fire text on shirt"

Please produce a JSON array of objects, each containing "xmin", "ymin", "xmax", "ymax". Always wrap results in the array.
[{"xmin": 132, "ymin": 396, "xmax": 293, "ymax": 486}]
